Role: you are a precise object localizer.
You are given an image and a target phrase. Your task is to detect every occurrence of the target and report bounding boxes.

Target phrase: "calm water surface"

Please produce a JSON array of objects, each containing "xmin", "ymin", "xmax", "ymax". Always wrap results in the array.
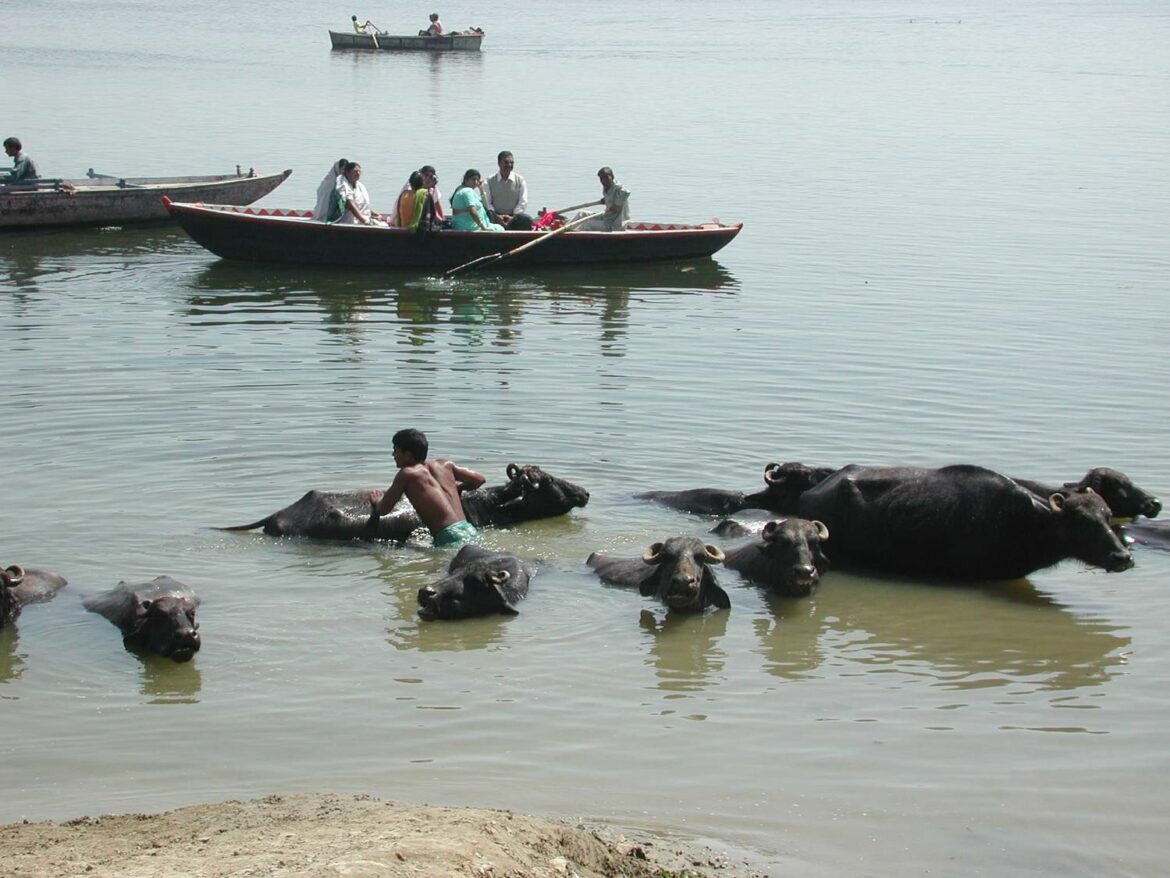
[{"xmin": 2, "ymin": 2, "xmax": 1169, "ymax": 875}]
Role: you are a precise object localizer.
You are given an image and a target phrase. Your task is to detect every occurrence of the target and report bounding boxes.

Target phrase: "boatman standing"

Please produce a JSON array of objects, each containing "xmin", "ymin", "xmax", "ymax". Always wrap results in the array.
[{"xmin": 2, "ymin": 137, "xmax": 39, "ymax": 183}]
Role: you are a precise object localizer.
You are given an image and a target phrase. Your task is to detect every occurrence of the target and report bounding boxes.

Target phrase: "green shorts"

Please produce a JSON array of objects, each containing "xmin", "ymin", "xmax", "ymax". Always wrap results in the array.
[{"xmin": 432, "ymin": 520, "xmax": 480, "ymax": 547}]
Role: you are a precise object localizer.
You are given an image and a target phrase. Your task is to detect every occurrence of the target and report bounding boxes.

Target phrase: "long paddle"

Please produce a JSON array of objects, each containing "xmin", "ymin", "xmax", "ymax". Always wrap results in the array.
[{"xmin": 444, "ymin": 211, "xmax": 603, "ymax": 278}]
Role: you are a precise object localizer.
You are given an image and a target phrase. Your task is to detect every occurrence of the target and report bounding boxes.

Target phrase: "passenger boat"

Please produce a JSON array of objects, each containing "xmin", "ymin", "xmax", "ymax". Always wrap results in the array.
[
  {"xmin": 329, "ymin": 30, "xmax": 484, "ymax": 52},
  {"xmin": 162, "ymin": 201, "xmax": 743, "ymax": 270},
  {"xmin": 0, "ymin": 169, "xmax": 291, "ymax": 230}
]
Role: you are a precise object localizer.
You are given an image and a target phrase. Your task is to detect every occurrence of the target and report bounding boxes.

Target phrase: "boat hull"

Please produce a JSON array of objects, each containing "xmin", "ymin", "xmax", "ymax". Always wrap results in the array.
[
  {"xmin": 164, "ymin": 203, "xmax": 742, "ymax": 270},
  {"xmin": 0, "ymin": 170, "xmax": 292, "ymax": 229},
  {"xmin": 329, "ymin": 31, "xmax": 483, "ymax": 51}
]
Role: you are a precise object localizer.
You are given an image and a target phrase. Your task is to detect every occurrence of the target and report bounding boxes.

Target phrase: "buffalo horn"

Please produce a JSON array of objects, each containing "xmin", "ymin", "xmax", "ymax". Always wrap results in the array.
[
  {"xmin": 814, "ymin": 520, "xmax": 830, "ymax": 541},
  {"xmin": 487, "ymin": 569, "xmax": 511, "ymax": 585},
  {"xmin": 2, "ymin": 564, "xmax": 25, "ymax": 587},
  {"xmin": 642, "ymin": 542, "xmax": 665, "ymax": 564},
  {"xmin": 704, "ymin": 544, "xmax": 726, "ymax": 563}
]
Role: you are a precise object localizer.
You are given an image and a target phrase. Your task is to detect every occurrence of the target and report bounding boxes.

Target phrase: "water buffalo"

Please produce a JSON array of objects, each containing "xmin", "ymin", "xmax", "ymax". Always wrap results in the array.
[
  {"xmin": 1, "ymin": 565, "xmax": 68, "ymax": 629},
  {"xmin": 637, "ymin": 462, "xmax": 836, "ymax": 516},
  {"xmin": 797, "ymin": 464, "xmax": 1134, "ymax": 580},
  {"xmin": 417, "ymin": 545, "xmax": 536, "ymax": 620},
  {"xmin": 83, "ymin": 577, "xmax": 202, "ymax": 662},
  {"xmin": 723, "ymin": 518, "xmax": 830, "ymax": 597},
  {"xmin": 1013, "ymin": 468, "xmax": 1161, "ymax": 521},
  {"xmin": 587, "ymin": 536, "xmax": 730, "ymax": 612},
  {"xmin": 221, "ymin": 463, "xmax": 588, "ymax": 541}
]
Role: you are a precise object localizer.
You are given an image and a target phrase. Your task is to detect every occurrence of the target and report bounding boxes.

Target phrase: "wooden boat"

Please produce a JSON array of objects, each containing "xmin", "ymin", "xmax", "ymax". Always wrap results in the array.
[
  {"xmin": 329, "ymin": 30, "xmax": 484, "ymax": 52},
  {"xmin": 162, "ymin": 201, "xmax": 743, "ymax": 270},
  {"xmin": 0, "ymin": 169, "xmax": 292, "ymax": 230}
]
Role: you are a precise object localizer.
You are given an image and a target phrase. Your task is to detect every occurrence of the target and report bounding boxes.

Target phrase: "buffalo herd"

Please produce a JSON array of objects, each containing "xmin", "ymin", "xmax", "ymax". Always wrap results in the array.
[{"xmin": 4, "ymin": 460, "xmax": 1164, "ymax": 660}]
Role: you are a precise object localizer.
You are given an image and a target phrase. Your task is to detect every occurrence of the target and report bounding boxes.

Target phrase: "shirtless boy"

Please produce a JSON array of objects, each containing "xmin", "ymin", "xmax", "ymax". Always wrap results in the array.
[{"xmin": 368, "ymin": 428, "xmax": 486, "ymax": 547}]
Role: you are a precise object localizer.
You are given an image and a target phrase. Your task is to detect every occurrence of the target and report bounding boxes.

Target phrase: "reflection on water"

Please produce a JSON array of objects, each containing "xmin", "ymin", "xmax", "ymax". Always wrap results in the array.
[
  {"xmin": 134, "ymin": 646, "xmax": 203, "ymax": 704},
  {"xmin": 0, "ymin": 626, "xmax": 26, "ymax": 685},
  {"xmin": 639, "ymin": 607, "xmax": 728, "ymax": 696},
  {"xmin": 752, "ymin": 574, "xmax": 1130, "ymax": 694}
]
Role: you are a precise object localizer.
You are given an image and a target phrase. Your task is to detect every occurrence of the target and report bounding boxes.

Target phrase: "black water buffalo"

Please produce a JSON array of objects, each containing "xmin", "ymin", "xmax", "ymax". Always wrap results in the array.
[
  {"xmin": 1013, "ymin": 468, "xmax": 1161, "ymax": 521},
  {"xmin": 723, "ymin": 518, "xmax": 830, "ymax": 597},
  {"xmin": 221, "ymin": 463, "xmax": 588, "ymax": 541},
  {"xmin": 461, "ymin": 464, "xmax": 590, "ymax": 527},
  {"xmin": 417, "ymin": 545, "xmax": 536, "ymax": 620},
  {"xmin": 797, "ymin": 464, "xmax": 1134, "ymax": 580},
  {"xmin": 1, "ymin": 565, "xmax": 68, "ymax": 629},
  {"xmin": 587, "ymin": 536, "xmax": 730, "ymax": 612},
  {"xmin": 638, "ymin": 462, "xmax": 836, "ymax": 516},
  {"xmin": 83, "ymin": 577, "xmax": 202, "ymax": 662}
]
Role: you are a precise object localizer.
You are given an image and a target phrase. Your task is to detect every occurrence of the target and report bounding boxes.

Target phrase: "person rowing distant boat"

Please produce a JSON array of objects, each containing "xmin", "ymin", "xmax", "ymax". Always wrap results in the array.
[
  {"xmin": 2, "ymin": 137, "xmax": 39, "ymax": 183},
  {"xmin": 352, "ymin": 15, "xmax": 383, "ymax": 35},
  {"xmin": 422, "ymin": 13, "xmax": 444, "ymax": 36}
]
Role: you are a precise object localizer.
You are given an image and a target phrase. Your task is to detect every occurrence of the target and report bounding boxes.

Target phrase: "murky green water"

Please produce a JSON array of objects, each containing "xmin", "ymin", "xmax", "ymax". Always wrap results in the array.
[{"xmin": 3, "ymin": 2, "xmax": 1169, "ymax": 874}]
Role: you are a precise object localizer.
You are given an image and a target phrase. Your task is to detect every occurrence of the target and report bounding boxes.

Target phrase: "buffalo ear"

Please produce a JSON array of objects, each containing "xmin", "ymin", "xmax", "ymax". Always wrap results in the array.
[
  {"xmin": 762, "ymin": 520, "xmax": 780, "ymax": 540},
  {"xmin": 638, "ymin": 575, "xmax": 658, "ymax": 598},
  {"xmin": 703, "ymin": 571, "xmax": 731, "ymax": 610}
]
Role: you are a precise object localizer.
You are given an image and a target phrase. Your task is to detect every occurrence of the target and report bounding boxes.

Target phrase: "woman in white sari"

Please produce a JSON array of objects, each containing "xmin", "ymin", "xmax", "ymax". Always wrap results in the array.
[
  {"xmin": 336, "ymin": 162, "xmax": 387, "ymax": 226},
  {"xmin": 312, "ymin": 158, "xmax": 347, "ymax": 221}
]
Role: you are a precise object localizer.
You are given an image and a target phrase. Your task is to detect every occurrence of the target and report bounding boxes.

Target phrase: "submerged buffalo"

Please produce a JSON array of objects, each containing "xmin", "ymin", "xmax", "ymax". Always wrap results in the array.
[
  {"xmin": 83, "ymin": 576, "xmax": 202, "ymax": 662},
  {"xmin": 1, "ymin": 565, "xmax": 68, "ymax": 629},
  {"xmin": 638, "ymin": 462, "xmax": 836, "ymax": 516},
  {"xmin": 221, "ymin": 463, "xmax": 589, "ymax": 542},
  {"xmin": 417, "ymin": 545, "xmax": 537, "ymax": 620},
  {"xmin": 723, "ymin": 518, "xmax": 830, "ymax": 597},
  {"xmin": 796, "ymin": 464, "xmax": 1134, "ymax": 580},
  {"xmin": 587, "ymin": 536, "xmax": 730, "ymax": 612}
]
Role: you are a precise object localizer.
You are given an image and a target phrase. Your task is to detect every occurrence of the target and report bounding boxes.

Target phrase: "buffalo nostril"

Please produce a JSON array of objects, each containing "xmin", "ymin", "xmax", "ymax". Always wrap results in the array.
[
  {"xmin": 1109, "ymin": 552, "xmax": 1135, "ymax": 572},
  {"xmin": 795, "ymin": 565, "xmax": 817, "ymax": 580}
]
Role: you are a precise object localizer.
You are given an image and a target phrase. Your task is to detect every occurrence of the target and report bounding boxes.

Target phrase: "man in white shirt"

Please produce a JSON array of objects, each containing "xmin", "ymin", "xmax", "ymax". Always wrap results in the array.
[
  {"xmin": 483, "ymin": 151, "xmax": 533, "ymax": 230},
  {"xmin": 578, "ymin": 167, "xmax": 629, "ymax": 231}
]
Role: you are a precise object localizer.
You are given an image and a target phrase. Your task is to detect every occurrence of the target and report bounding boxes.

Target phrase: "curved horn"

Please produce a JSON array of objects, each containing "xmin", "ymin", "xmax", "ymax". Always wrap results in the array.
[
  {"xmin": 704, "ymin": 544, "xmax": 726, "ymax": 563},
  {"xmin": 487, "ymin": 569, "xmax": 511, "ymax": 585},
  {"xmin": 1048, "ymin": 492, "xmax": 1066, "ymax": 512},
  {"xmin": 762, "ymin": 520, "xmax": 780, "ymax": 540},
  {"xmin": 763, "ymin": 462, "xmax": 782, "ymax": 484},
  {"xmin": 2, "ymin": 564, "xmax": 25, "ymax": 587},
  {"xmin": 813, "ymin": 520, "xmax": 829, "ymax": 541},
  {"xmin": 642, "ymin": 542, "xmax": 665, "ymax": 564},
  {"xmin": 506, "ymin": 463, "xmax": 520, "ymax": 481}
]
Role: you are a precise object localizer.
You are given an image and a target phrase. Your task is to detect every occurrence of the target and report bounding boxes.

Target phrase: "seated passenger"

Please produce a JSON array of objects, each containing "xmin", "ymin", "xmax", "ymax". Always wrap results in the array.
[
  {"xmin": 313, "ymin": 157, "xmax": 347, "ymax": 221},
  {"xmin": 450, "ymin": 169, "xmax": 503, "ymax": 232},
  {"xmin": 2, "ymin": 137, "xmax": 39, "ymax": 183},
  {"xmin": 396, "ymin": 171, "xmax": 431, "ymax": 231},
  {"xmin": 336, "ymin": 161, "xmax": 387, "ymax": 226},
  {"xmin": 424, "ymin": 13, "xmax": 444, "ymax": 35},
  {"xmin": 484, "ymin": 150, "xmax": 534, "ymax": 230}
]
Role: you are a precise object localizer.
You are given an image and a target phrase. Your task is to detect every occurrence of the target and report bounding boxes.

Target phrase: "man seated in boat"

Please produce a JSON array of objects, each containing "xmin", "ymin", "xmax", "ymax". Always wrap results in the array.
[
  {"xmin": 576, "ymin": 167, "xmax": 630, "ymax": 231},
  {"xmin": 1, "ymin": 137, "xmax": 39, "ymax": 184},
  {"xmin": 420, "ymin": 13, "xmax": 443, "ymax": 36},
  {"xmin": 352, "ymin": 15, "xmax": 382, "ymax": 34},
  {"xmin": 484, "ymin": 150, "xmax": 534, "ymax": 230}
]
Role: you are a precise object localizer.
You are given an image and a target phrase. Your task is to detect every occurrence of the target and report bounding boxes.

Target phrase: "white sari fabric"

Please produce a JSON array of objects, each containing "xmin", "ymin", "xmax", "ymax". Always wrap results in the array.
[{"xmin": 313, "ymin": 161, "xmax": 344, "ymax": 221}]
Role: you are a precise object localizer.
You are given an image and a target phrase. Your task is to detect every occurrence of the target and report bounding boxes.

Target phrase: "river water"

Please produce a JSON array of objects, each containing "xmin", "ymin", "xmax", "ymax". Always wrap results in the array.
[{"xmin": 2, "ymin": 1, "xmax": 1169, "ymax": 875}]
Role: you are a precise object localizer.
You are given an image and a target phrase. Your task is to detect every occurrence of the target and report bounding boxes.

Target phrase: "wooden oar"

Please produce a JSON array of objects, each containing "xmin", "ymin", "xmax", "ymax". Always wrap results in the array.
[
  {"xmin": 548, "ymin": 199, "xmax": 600, "ymax": 215},
  {"xmin": 444, "ymin": 211, "xmax": 603, "ymax": 278}
]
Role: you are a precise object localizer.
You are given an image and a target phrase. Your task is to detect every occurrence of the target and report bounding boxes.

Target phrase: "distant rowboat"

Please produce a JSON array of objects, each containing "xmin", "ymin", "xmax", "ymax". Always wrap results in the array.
[
  {"xmin": 0, "ymin": 169, "xmax": 292, "ymax": 230},
  {"xmin": 329, "ymin": 29, "xmax": 484, "ymax": 52}
]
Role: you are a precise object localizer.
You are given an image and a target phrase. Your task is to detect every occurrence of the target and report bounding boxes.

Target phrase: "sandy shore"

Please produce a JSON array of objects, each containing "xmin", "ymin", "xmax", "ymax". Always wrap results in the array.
[{"xmin": 0, "ymin": 793, "xmax": 769, "ymax": 878}]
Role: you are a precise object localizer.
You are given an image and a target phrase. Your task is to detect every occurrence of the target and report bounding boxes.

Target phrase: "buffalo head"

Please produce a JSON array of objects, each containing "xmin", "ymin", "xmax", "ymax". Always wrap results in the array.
[
  {"xmin": 755, "ymin": 518, "xmax": 830, "ymax": 596},
  {"xmin": 1, "ymin": 564, "xmax": 24, "ymax": 628},
  {"xmin": 1073, "ymin": 468, "xmax": 1161, "ymax": 521},
  {"xmin": 129, "ymin": 594, "xmax": 202, "ymax": 662},
  {"xmin": 750, "ymin": 462, "xmax": 836, "ymax": 513},
  {"xmin": 417, "ymin": 546, "xmax": 533, "ymax": 620},
  {"xmin": 495, "ymin": 463, "xmax": 590, "ymax": 521},
  {"xmin": 640, "ymin": 537, "xmax": 729, "ymax": 612},
  {"xmin": 1050, "ymin": 490, "xmax": 1134, "ymax": 573}
]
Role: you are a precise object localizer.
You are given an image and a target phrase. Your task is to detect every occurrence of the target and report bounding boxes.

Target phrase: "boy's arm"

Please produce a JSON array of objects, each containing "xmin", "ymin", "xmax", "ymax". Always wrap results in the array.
[
  {"xmin": 451, "ymin": 463, "xmax": 486, "ymax": 492},
  {"xmin": 369, "ymin": 472, "xmax": 409, "ymax": 518}
]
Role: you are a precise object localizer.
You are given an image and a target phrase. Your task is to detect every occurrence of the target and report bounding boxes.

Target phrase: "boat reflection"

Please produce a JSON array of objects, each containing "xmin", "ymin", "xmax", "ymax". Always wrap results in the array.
[
  {"xmin": 638, "ymin": 606, "xmax": 729, "ymax": 695},
  {"xmin": 183, "ymin": 258, "xmax": 739, "ymax": 355},
  {"xmin": 753, "ymin": 572, "xmax": 1129, "ymax": 693}
]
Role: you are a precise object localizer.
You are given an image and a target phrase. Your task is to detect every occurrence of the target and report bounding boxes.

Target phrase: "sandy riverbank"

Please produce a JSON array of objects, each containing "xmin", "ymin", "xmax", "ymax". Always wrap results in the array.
[{"xmin": 0, "ymin": 793, "xmax": 769, "ymax": 878}]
